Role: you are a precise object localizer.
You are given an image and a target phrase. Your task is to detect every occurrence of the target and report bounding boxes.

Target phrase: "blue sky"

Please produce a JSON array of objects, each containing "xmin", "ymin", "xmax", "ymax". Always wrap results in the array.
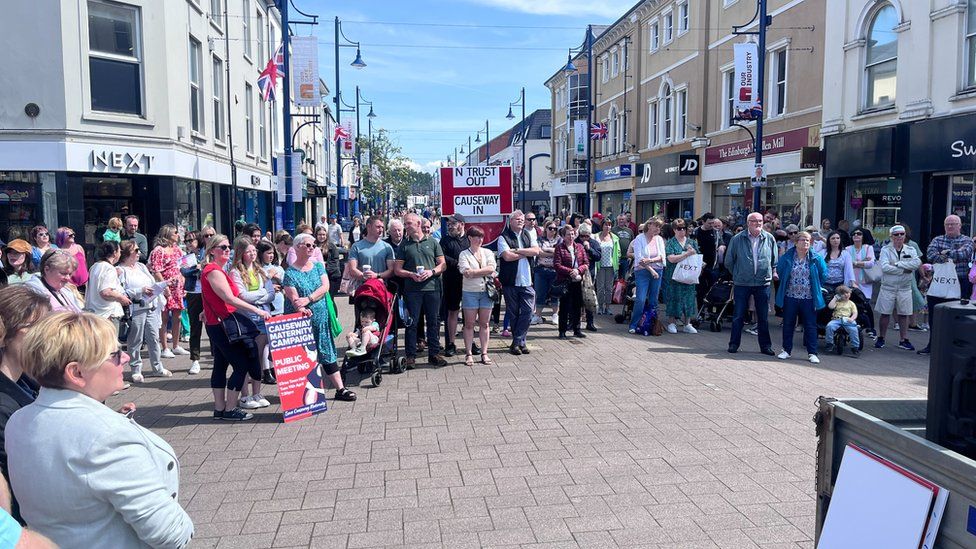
[{"xmin": 305, "ymin": 0, "xmax": 634, "ymax": 172}]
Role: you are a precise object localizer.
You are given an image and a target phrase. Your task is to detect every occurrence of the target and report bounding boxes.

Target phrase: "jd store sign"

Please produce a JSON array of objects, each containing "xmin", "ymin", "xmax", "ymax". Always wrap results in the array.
[{"xmin": 637, "ymin": 152, "xmax": 699, "ymax": 188}]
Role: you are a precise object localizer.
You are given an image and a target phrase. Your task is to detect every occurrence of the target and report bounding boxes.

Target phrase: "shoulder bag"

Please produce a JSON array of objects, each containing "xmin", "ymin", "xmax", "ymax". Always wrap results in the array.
[{"xmin": 474, "ymin": 249, "xmax": 501, "ymax": 303}]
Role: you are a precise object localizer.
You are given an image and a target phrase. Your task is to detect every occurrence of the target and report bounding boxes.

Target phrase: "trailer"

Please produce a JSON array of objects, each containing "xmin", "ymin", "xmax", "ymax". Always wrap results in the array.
[{"xmin": 814, "ymin": 396, "xmax": 976, "ymax": 548}]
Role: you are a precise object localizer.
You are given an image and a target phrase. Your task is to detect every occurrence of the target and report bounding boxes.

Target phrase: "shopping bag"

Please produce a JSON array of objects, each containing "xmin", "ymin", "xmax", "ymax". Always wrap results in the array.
[
  {"xmin": 928, "ymin": 261, "xmax": 961, "ymax": 299},
  {"xmin": 611, "ymin": 278, "xmax": 627, "ymax": 304},
  {"xmin": 672, "ymin": 254, "xmax": 703, "ymax": 285},
  {"xmin": 582, "ymin": 271, "xmax": 598, "ymax": 312}
]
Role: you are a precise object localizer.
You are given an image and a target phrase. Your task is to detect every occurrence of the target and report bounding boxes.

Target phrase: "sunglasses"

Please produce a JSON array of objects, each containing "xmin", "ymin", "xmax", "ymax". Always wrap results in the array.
[
  {"xmin": 301, "ymin": 243, "xmax": 316, "ymax": 248},
  {"xmin": 546, "ymin": 227, "xmax": 557, "ymax": 231},
  {"xmin": 891, "ymin": 233, "xmax": 905, "ymax": 237},
  {"xmin": 675, "ymin": 227, "xmax": 686, "ymax": 231},
  {"xmin": 36, "ymin": 232, "xmax": 49, "ymax": 237},
  {"xmin": 526, "ymin": 218, "xmax": 537, "ymax": 221},
  {"xmin": 215, "ymin": 244, "xmax": 231, "ymax": 250},
  {"xmin": 787, "ymin": 231, "xmax": 797, "ymax": 235},
  {"xmin": 66, "ymin": 233, "xmax": 75, "ymax": 238},
  {"xmin": 109, "ymin": 349, "xmax": 124, "ymax": 365}
]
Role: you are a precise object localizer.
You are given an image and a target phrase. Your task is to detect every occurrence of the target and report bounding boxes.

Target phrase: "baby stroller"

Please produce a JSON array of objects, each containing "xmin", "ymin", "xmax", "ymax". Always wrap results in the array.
[
  {"xmin": 696, "ymin": 276, "xmax": 735, "ymax": 332},
  {"xmin": 613, "ymin": 271, "xmax": 637, "ymax": 324},
  {"xmin": 340, "ymin": 278, "xmax": 405, "ymax": 387},
  {"xmin": 816, "ymin": 287, "xmax": 871, "ymax": 354}
]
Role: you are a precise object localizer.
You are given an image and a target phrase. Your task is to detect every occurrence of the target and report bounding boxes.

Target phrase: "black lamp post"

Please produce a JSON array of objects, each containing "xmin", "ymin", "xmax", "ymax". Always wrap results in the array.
[
  {"xmin": 333, "ymin": 17, "xmax": 366, "ymax": 220},
  {"xmin": 507, "ymin": 87, "xmax": 526, "ymax": 211}
]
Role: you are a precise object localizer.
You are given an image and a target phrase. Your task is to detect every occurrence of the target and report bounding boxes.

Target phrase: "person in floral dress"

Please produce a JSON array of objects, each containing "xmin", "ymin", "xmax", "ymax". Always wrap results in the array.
[{"xmin": 149, "ymin": 224, "xmax": 188, "ymax": 359}]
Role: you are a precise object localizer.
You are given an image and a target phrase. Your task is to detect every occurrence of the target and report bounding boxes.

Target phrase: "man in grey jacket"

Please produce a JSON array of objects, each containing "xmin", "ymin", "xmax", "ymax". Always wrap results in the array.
[
  {"xmin": 875, "ymin": 225, "xmax": 922, "ymax": 350},
  {"xmin": 724, "ymin": 212, "xmax": 778, "ymax": 355}
]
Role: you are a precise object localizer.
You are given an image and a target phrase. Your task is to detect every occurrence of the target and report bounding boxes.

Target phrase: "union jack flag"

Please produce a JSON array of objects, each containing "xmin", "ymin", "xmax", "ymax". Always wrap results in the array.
[
  {"xmin": 590, "ymin": 122, "xmax": 608, "ymax": 140},
  {"xmin": 333, "ymin": 124, "xmax": 351, "ymax": 143},
  {"xmin": 257, "ymin": 43, "xmax": 285, "ymax": 102}
]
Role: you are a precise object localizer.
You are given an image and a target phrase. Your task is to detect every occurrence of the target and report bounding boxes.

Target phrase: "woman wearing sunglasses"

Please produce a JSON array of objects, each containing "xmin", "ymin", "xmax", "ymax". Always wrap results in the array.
[
  {"xmin": 55, "ymin": 227, "xmax": 88, "ymax": 289},
  {"xmin": 27, "ymin": 226, "xmax": 57, "ymax": 267},
  {"xmin": 533, "ymin": 222, "xmax": 560, "ymax": 323}
]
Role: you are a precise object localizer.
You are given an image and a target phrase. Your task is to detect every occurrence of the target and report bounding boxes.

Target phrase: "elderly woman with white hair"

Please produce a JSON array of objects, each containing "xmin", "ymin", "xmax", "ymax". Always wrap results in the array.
[
  {"xmin": 283, "ymin": 233, "xmax": 356, "ymax": 402},
  {"xmin": 24, "ymin": 249, "xmax": 83, "ymax": 312},
  {"xmin": 6, "ymin": 312, "xmax": 194, "ymax": 548}
]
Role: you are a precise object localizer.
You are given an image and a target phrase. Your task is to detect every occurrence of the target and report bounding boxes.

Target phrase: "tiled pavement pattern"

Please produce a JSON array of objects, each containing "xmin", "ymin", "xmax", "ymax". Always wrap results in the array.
[{"xmin": 107, "ymin": 302, "xmax": 930, "ymax": 548}]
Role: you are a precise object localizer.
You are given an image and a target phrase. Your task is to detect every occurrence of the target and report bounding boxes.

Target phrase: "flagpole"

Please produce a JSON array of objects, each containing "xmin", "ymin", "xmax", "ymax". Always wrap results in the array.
[{"xmin": 584, "ymin": 24, "xmax": 593, "ymax": 217}]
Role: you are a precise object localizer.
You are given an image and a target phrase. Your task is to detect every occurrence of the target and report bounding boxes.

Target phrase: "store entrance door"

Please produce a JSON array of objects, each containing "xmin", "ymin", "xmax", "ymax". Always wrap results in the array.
[{"xmin": 82, "ymin": 176, "xmax": 155, "ymax": 255}]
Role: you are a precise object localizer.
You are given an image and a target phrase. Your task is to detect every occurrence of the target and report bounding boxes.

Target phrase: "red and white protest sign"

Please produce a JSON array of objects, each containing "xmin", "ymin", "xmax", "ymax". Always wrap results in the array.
[
  {"xmin": 267, "ymin": 313, "xmax": 328, "ymax": 423},
  {"xmin": 440, "ymin": 166, "xmax": 513, "ymax": 217}
]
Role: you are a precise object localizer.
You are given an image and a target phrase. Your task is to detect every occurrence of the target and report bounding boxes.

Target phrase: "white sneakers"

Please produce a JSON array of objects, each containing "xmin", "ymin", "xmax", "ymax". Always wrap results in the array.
[
  {"xmin": 188, "ymin": 361, "xmax": 201, "ymax": 375},
  {"xmin": 160, "ymin": 349, "xmax": 175, "ymax": 359},
  {"xmin": 150, "ymin": 368, "xmax": 173, "ymax": 377},
  {"xmin": 777, "ymin": 351, "xmax": 791, "ymax": 360},
  {"xmin": 665, "ymin": 323, "xmax": 697, "ymax": 334},
  {"xmin": 530, "ymin": 315, "xmax": 543, "ymax": 325},
  {"xmin": 240, "ymin": 395, "xmax": 270, "ymax": 409},
  {"xmin": 131, "ymin": 374, "xmax": 144, "ymax": 383},
  {"xmin": 809, "ymin": 354, "xmax": 821, "ymax": 364},
  {"xmin": 172, "ymin": 346, "xmax": 190, "ymax": 356}
]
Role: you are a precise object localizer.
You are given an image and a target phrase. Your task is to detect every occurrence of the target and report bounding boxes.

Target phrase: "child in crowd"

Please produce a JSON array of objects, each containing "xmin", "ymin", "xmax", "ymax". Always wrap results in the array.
[
  {"xmin": 346, "ymin": 307, "xmax": 380, "ymax": 357},
  {"xmin": 825, "ymin": 285, "xmax": 860, "ymax": 356}
]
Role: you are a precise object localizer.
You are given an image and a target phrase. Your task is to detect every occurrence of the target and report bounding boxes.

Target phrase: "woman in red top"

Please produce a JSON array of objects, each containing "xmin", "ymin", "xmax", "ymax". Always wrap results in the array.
[
  {"xmin": 553, "ymin": 225, "xmax": 589, "ymax": 339},
  {"xmin": 202, "ymin": 234, "xmax": 271, "ymax": 421}
]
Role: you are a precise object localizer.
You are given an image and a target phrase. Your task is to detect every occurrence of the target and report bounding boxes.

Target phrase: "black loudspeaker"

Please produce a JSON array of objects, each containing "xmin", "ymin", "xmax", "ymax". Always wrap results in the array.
[{"xmin": 926, "ymin": 300, "xmax": 976, "ymax": 459}]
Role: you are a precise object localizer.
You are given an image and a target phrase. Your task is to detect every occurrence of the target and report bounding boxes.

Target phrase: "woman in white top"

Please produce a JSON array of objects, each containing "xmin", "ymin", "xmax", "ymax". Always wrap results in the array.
[
  {"xmin": 457, "ymin": 226, "xmax": 497, "ymax": 367},
  {"xmin": 846, "ymin": 228, "xmax": 876, "ymax": 300},
  {"xmin": 228, "ymin": 237, "xmax": 275, "ymax": 409},
  {"xmin": 84, "ymin": 241, "xmax": 131, "ymax": 334},
  {"xmin": 24, "ymin": 249, "xmax": 83, "ymax": 313},
  {"xmin": 628, "ymin": 218, "xmax": 667, "ymax": 333},
  {"xmin": 118, "ymin": 241, "xmax": 171, "ymax": 383}
]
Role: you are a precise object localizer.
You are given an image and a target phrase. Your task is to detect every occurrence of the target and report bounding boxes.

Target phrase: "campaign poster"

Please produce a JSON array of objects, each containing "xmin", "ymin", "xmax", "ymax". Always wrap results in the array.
[{"xmin": 267, "ymin": 313, "xmax": 327, "ymax": 423}]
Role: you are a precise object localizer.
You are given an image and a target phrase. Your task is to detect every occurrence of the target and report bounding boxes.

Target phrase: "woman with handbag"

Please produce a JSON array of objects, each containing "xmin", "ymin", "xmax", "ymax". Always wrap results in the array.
[
  {"xmin": 457, "ymin": 226, "xmax": 497, "ymax": 366},
  {"xmin": 664, "ymin": 219, "xmax": 700, "ymax": 334},
  {"xmin": 846, "ymin": 229, "xmax": 877, "ymax": 300},
  {"xmin": 228, "ymin": 237, "xmax": 275, "ymax": 408},
  {"xmin": 118, "ymin": 241, "xmax": 171, "ymax": 383},
  {"xmin": 283, "ymin": 233, "xmax": 356, "ymax": 402},
  {"xmin": 84, "ymin": 241, "xmax": 130, "ymax": 337},
  {"xmin": 576, "ymin": 224, "xmax": 601, "ymax": 332},
  {"xmin": 554, "ymin": 225, "xmax": 589, "ymax": 339},
  {"xmin": 594, "ymin": 218, "xmax": 619, "ymax": 316},
  {"xmin": 628, "ymin": 218, "xmax": 667, "ymax": 334},
  {"xmin": 202, "ymin": 234, "xmax": 272, "ymax": 421}
]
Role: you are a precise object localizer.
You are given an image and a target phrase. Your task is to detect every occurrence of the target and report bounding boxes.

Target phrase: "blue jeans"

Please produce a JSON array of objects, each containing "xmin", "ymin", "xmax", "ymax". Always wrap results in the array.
[
  {"xmin": 782, "ymin": 296, "xmax": 818, "ymax": 355},
  {"xmin": 503, "ymin": 285, "xmax": 535, "ymax": 346},
  {"xmin": 729, "ymin": 285, "xmax": 772, "ymax": 351},
  {"xmin": 629, "ymin": 269, "xmax": 662, "ymax": 330},
  {"xmin": 618, "ymin": 258, "xmax": 632, "ymax": 279},
  {"xmin": 534, "ymin": 267, "xmax": 556, "ymax": 307},
  {"xmin": 825, "ymin": 318, "xmax": 860, "ymax": 349}
]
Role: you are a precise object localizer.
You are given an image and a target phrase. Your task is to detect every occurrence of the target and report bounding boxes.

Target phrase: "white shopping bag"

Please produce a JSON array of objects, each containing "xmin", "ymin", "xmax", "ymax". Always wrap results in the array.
[
  {"xmin": 673, "ymin": 254, "xmax": 703, "ymax": 285},
  {"xmin": 927, "ymin": 261, "xmax": 960, "ymax": 299}
]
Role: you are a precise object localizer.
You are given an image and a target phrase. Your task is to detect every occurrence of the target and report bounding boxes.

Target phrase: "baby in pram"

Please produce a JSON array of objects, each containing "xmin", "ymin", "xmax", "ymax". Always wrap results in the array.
[{"xmin": 346, "ymin": 307, "xmax": 381, "ymax": 357}]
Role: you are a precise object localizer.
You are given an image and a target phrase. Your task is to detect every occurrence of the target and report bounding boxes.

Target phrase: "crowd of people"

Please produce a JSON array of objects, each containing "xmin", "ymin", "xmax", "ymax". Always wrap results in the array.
[{"xmin": 0, "ymin": 204, "xmax": 963, "ymax": 546}]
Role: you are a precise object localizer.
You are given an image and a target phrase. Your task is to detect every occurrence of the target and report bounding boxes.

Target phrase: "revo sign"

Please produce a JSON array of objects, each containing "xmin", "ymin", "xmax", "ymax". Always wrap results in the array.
[{"xmin": 439, "ymin": 166, "xmax": 514, "ymax": 217}]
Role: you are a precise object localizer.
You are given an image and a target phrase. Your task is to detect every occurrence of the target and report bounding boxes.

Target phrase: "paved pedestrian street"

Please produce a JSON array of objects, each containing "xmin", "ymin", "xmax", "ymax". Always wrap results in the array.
[{"xmin": 110, "ymin": 303, "xmax": 929, "ymax": 548}]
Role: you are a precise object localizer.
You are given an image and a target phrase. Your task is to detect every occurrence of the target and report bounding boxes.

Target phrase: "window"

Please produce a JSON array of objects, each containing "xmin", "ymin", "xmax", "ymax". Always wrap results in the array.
[
  {"xmin": 256, "ymin": 8, "xmax": 264, "ymax": 61},
  {"xmin": 967, "ymin": 0, "xmax": 976, "ymax": 87},
  {"xmin": 242, "ymin": 0, "xmax": 251, "ymax": 60},
  {"xmin": 864, "ymin": 4, "xmax": 897, "ymax": 109},
  {"xmin": 622, "ymin": 41, "xmax": 628, "ymax": 71},
  {"xmin": 259, "ymin": 101, "xmax": 267, "ymax": 157},
  {"xmin": 648, "ymin": 100, "xmax": 659, "ymax": 147},
  {"xmin": 540, "ymin": 124, "xmax": 552, "ymax": 139},
  {"xmin": 611, "ymin": 49, "xmax": 619, "ymax": 78},
  {"xmin": 245, "ymin": 82, "xmax": 254, "ymax": 153},
  {"xmin": 189, "ymin": 37, "xmax": 203, "ymax": 133},
  {"xmin": 662, "ymin": 85, "xmax": 673, "ymax": 144},
  {"xmin": 609, "ymin": 107, "xmax": 618, "ymax": 154},
  {"xmin": 770, "ymin": 49, "xmax": 788, "ymax": 116},
  {"xmin": 664, "ymin": 11, "xmax": 674, "ymax": 43},
  {"xmin": 650, "ymin": 21, "xmax": 660, "ymax": 52},
  {"xmin": 87, "ymin": 0, "xmax": 142, "ymax": 115},
  {"xmin": 212, "ymin": 56, "xmax": 225, "ymax": 140},
  {"xmin": 601, "ymin": 55, "xmax": 609, "ymax": 82},
  {"xmin": 619, "ymin": 109, "xmax": 627, "ymax": 152},
  {"xmin": 722, "ymin": 70, "xmax": 735, "ymax": 129},
  {"xmin": 676, "ymin": 89, "xmax": 687, "ymax": 140},
  {"xmin": 678, "ymin": 2, "xmax": 689, "ymax": 35},
  {"xmin": 210, "ymin": 0, "xmax": 222, "ymax": 26}
]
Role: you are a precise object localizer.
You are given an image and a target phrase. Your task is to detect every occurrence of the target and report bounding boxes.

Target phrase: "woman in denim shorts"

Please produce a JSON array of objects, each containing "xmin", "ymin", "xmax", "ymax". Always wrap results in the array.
[{"xmin": 457, "ymin": 226, "xmax": 497, "ymax": 366}]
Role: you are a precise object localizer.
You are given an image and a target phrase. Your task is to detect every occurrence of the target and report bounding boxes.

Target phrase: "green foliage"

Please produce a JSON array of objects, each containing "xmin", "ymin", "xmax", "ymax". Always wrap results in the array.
[{"xmin": 357, "ymin": 130, "xmax": 432, "ymax": 208}]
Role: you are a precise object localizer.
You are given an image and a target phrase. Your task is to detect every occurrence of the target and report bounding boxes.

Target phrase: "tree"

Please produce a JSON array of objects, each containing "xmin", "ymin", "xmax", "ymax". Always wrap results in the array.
[{"xmin": 356, "ymin": 129, "xmax": 429, "ymax": 211}]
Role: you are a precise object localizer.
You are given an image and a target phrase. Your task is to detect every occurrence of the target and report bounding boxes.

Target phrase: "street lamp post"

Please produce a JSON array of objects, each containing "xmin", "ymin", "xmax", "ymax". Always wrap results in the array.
[
  {"xmin": 732, "ymin": 0, "xmax": 771, "ymax": 213},
  {"xmin": 474, "ymin": 120, "xmax": 490, "ymax": 165},
  {"xmin": 564, "ymin": 28, "xmax": 593, "ymax": 216},
  {"xmin": 353, "ymin": 86, "xmax": 375, "ymax": 217},
  {"xmin": 333, "ymin": 17, "xmax": 366, "ymax": 221},
  {"xmin": 507, "ymin": 87, "xmax": 526, "ymax": 211}
]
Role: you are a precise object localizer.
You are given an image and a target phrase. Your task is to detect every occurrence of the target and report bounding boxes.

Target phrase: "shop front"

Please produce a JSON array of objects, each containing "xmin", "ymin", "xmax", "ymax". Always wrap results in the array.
[
  {"xmin": 0, "ymin": 172, "xmax": 57, "ymax": 241},
  {"xmin": 594, "ymin": 163, "xmax": 635, "ymax": 217},
  {"xmin": 634, "ymin": 152, "xmax": 697, "ymax": 222},
  {"xmin": 704, "ymin": 126, "xmax": 820, "ymax": 229}
]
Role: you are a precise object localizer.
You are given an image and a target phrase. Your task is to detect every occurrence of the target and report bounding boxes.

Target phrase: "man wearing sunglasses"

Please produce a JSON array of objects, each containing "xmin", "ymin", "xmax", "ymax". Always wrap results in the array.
[
  {"xmin": 875, "ymin": 225, "xmax": 922, "ymax": 350},
  {"xmin": 920, "ymin": 215, "xmax": 974, "ymax": 354}
]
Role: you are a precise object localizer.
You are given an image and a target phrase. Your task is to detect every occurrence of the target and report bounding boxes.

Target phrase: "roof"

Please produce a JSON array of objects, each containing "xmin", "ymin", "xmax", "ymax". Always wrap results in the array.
[{"xmin": 507, "ymin": 109, "xmax": 552, "ymax": 146}]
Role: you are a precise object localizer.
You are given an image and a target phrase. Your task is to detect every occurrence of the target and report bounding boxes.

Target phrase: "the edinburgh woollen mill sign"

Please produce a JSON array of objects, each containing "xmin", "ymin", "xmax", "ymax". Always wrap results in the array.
[{"xmin": 439, "ymin": 166, "xmax": 514, "ymax": 217}]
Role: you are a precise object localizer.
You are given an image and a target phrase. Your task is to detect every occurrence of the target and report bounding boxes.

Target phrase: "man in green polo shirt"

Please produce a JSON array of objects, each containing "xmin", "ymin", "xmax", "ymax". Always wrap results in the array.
[{"xmin": 394, "ymin": 212, "xmax": 448, "ymax": 368}]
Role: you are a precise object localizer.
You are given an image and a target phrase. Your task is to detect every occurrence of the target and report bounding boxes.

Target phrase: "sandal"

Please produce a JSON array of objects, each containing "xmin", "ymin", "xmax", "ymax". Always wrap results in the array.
[
  {"xmin": 481, "ymin": 354, "xmax": 493, "ymax": 365},
  {"xmin": 335, "ymin": 388, "xmax": 357, "ymax": 402},
  {"xmin": 464, "ymin": 354, "xmax": 474, "ymax": 366}
]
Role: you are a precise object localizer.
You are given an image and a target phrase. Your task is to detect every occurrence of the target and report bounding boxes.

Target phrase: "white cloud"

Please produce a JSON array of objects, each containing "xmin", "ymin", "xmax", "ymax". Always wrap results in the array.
[
  {"xmin": 464, "ymin": 0, "xmax": 634, "ymax": 18},
  {"xmin": 405, "ymin": 159, "xmax": 444, "ymax": 173}
]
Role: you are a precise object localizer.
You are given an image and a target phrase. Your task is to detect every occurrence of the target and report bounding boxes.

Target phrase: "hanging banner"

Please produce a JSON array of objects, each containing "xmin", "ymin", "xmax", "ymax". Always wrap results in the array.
[
  {"xmin": 573, "ymin": 119, "xmax": 587, "ymax": 158},
  {"xmin": 290, "ymin": 36, "xmax": 320, "ymax": 107},
  {"xmin": 733, "ymin": 42, "xmax": 761, "ymax": 120},
  {"xmin": 361, "ymin": 148, "xmax": 370, "ymax": 169},
  {"xmin": 342, "ymin": 121, "xmax": 356, "ymax": 154},
  {"xmin": 267, "ymin": 313, "xmax": 328, "ymax": 423}
]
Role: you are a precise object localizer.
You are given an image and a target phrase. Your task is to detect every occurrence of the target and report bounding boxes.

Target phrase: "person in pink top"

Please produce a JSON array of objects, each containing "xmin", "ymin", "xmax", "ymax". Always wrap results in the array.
[
  {"xmin": 55, "ymin": 227, "xmax": 88, "ymax": 289},
  {"xmin": 285, "ymin": 223, "xmax": 324, "ymax": 266}
]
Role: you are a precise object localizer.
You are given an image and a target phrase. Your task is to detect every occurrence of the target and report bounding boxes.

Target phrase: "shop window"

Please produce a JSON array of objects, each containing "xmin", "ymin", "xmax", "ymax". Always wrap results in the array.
[
  {"xmin": 845, "ymin": 177, "xmax": 902, "ymax": 242},
  {"xmin": 87, "ymin": 0, "xmax": 143, "ymax": 115},
  {"xmin": 176, "ymin": 180, "xmax": 199, "ymax": 231},
  {"xmin": 0, "ymin": 173, "xmax": 45, "ymax": 243},
  {"xmin": 200, "ymin": 182, "xmax": 217, "ymax": 229},
  {"xmin": 713, "ymin": 175, "xmax": 815, "ymax": 230},
  {"xmin": 863, "ymin": 4, "xmax": 898, "ymax": 110},
  {"xmin": 967, "ymin": 0, "xmax": 976, "ymax": 88},
  {"xmin": 242, "ymin": 0, "xmax": 251, "ymax": 60},
  {"xmin": 949, "ymin": 174, "xmax": 975, "ymax": 236},
  {"xmin": 189, "ymin": 37, "xmax": 204, "ymax": 134},
  {"xmin": 212, "ymin": 55, "xmax": 225, "ymax": 141}
]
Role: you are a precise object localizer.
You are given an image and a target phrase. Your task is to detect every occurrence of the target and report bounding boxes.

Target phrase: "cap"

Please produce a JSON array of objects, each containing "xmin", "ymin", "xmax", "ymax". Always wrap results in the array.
[
  {"xmin": 890, "ymin": 225, "xmax": 906, "ymax": 235},
  {"xmin": 592, "ymin": 212, "xmax": 604, "ymax": 221},
  {"xmin": 448, "ymin": 213, "xmax": 466, "ymax": 223},
  {"xmin": 4, "ymin": 239, "xmax": 31, "ymax": 254},
  {"xmin": 329, "ymin": 214, "xmax": 337, "ymax": 219}
]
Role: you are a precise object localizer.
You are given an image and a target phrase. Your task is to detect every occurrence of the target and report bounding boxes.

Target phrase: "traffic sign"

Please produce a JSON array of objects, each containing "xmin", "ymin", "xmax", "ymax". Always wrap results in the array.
[{"xmin": 439, "ymin": 166, "xmax": 514, "ymax": 217}]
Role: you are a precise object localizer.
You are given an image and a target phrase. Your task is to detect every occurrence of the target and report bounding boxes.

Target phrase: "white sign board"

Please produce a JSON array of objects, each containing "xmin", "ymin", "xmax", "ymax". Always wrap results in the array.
[
  {"xmin": 573, "ymin": 119, "xmax": 587, "ymax": 158},
  {"xmin": 733, "ymin": 42, "xmax": 760, "ymax": 118},
  {"xmin": 439, "ymin": 166, "xmax": 513, "ymax": 217},
  {"xmin": 290, "ymin": 36, "xmax": 320, "ymax": 107},
  {"xmin": 449, "ymin": 166, "xmax": 503, "ymax": 188}
]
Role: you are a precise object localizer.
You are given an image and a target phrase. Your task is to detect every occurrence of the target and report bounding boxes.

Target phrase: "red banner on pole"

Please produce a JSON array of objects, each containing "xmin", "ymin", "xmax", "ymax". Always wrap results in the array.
[{"xmin": 267, "ymin": 313, "xmax": 328, "ymax": 423}]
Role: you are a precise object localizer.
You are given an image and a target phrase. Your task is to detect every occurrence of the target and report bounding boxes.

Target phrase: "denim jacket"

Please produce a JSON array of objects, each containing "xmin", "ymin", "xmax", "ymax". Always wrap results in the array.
[{"xmin": 775, "ymin": 248, "xmax": 828, "ymax": 310}]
